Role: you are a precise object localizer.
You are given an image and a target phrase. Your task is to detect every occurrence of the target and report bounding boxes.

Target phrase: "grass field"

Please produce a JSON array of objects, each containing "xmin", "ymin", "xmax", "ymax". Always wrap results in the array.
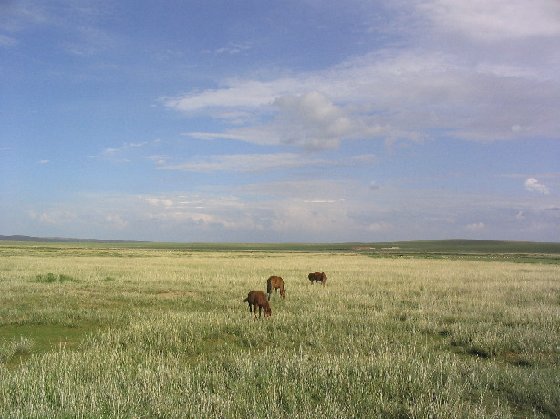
[{"xmin": 0, "ymin": 241, "xmax": 559, "ymax": 417}]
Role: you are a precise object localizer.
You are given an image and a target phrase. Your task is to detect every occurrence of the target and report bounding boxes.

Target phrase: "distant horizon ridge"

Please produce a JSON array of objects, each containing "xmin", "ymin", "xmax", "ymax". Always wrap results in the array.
[{"xmin": 1, "ymin": 234, "xmax": 558, "ymax": 245}]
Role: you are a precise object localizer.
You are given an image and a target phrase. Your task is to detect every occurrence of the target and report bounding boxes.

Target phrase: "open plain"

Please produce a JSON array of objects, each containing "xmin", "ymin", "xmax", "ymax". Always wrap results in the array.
[{"xmin": 0, "ymin": 241, "xmax": 559, "ymax": 417}]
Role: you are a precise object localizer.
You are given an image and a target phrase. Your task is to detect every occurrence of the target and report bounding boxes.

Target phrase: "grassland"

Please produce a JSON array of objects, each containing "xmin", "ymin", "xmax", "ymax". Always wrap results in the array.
[{"xmin": 0, "ymin": 241, "xmax": 559, "ymax": 417}]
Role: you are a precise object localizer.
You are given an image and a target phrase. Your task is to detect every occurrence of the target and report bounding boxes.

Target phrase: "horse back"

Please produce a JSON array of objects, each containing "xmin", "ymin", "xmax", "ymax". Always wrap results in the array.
[{"xmin": 267, "ymin": 275, "xmax": 283, "ymax": 291}]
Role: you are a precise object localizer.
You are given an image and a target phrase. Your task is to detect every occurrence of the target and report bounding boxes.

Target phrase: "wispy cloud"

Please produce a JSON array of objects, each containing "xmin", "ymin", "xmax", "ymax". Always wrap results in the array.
[
  {"xmin": 0, "ymin": 1, "xmax": 116, "ymax": 56},
  {"xmin": 62, "ymin": 25, "xmax": 117, "ymax": 57},
  {"xmin": 0, "ymin": 34, "xmax": 17, "ymax": 47},
  {"xmin": 159, "ymin": 153, "xmax": 314, "ymax": 172},
  {"xmin": 96, "ymin": 140, "xmax": 160, "ymax": 162},
  {"xmin": 157, "ymin": 152, "xmax": 376, "ymax": 173},
  {"xmin": 213, "ymin": 41, "xmax": 253, "ymax": 55},
  {"xmin": 303, "ymin": 199, "xmax": 345, "ymax": 204},
  {"xmin": 0, "ymin": 2, "xmax": 50, "ymax": 32}
]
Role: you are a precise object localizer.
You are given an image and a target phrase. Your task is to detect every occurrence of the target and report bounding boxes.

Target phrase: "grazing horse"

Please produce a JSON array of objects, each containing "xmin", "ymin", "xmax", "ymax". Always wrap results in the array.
[
  {"xmin": 308, "ymin": 271, "xmax": 327, "ymax": 286},
  {"xmin": 266, "ymin": 275, "xmax": 286, "ymax": 300},
  {"xmin": 243, "ymin": 291, "xmax": 272, "ymax": 319}
]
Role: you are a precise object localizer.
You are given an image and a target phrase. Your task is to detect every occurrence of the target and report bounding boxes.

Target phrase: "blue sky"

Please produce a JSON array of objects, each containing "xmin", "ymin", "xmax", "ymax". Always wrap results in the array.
[{"xmin": 1, "ymin": 0, "xmax": 559, "ymax": 242}]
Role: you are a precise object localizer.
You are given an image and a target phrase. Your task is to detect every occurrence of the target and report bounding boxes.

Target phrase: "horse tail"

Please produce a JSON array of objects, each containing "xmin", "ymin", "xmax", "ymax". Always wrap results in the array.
[
  {"xmin": 266, "ymin": 278, "xmax": 272, "ymax": 294},
  {"xmin": 243, "ymin": 297, "xmax": 248, "ymax": 302}
]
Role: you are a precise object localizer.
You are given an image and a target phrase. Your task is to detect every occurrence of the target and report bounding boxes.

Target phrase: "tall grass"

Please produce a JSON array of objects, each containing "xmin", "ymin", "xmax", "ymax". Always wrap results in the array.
[{"xmin": 0, "ymin": 246, "xmax": 559, "ymax": 417}]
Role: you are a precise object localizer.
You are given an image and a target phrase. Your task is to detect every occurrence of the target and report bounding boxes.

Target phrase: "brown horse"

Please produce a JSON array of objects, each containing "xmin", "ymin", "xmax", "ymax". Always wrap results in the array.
[
  {"xmin": 266, "ymin": 275, "xmax": 286, "ymax": 300},
  {"xmin": 243, "ymin": 291, "xmax": 272, "ymax": 319},
  {"xmin": 308, "ymin": 271, "xmax": 327, "ymax": 286}
]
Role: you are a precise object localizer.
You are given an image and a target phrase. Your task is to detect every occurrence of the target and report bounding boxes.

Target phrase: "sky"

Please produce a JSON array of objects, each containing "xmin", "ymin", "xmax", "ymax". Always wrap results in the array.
[{"xmin": 1, "ymin": 0, "xmax": 559, "ymax": 243}]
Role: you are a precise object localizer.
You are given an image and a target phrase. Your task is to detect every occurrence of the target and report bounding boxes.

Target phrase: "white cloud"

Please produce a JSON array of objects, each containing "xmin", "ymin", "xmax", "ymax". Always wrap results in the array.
[
  {"xmin": 105, "ymin": 214, "xmax": 128, "ymax": 229},
  {"xmin": 419, "ymin": 0, "xmax": 560, "ymax": 42},
  {"xmin": 524, "ymin": 178, "xmax": 551, "ymax": 195},
  {"xmin": 465, "ymin": 222, "xmax": 485, "ymax": 232},
  {"xmin": 144, "ymin": 197, "xmax": 174, "ymax": 208},
  {"xmin": 28, "ymin": 209, "xmax": 76, "ymax": 225},
  {"xmin": 163, "ymin": 79, "xmax": 295, "ymax": 114},
  {"xmin": 213, "ymin": 41, "xmax": 253, "ymax": 55},
  {"xmin": 270, "ymin": 92, "xmax": 360, "ymax": 149}
]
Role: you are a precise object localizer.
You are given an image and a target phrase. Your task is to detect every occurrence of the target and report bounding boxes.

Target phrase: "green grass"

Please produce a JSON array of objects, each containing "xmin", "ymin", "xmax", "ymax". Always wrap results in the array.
[{"xmin": 0, "ymin": 243, "xmax": 559, "ymax": 417}]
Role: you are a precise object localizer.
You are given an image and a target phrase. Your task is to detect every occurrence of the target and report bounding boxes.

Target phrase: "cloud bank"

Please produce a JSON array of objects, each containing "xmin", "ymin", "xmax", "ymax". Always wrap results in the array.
[{"xmin": 164, "ymin": 0, "xmax": 560, "ymax": 149}]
